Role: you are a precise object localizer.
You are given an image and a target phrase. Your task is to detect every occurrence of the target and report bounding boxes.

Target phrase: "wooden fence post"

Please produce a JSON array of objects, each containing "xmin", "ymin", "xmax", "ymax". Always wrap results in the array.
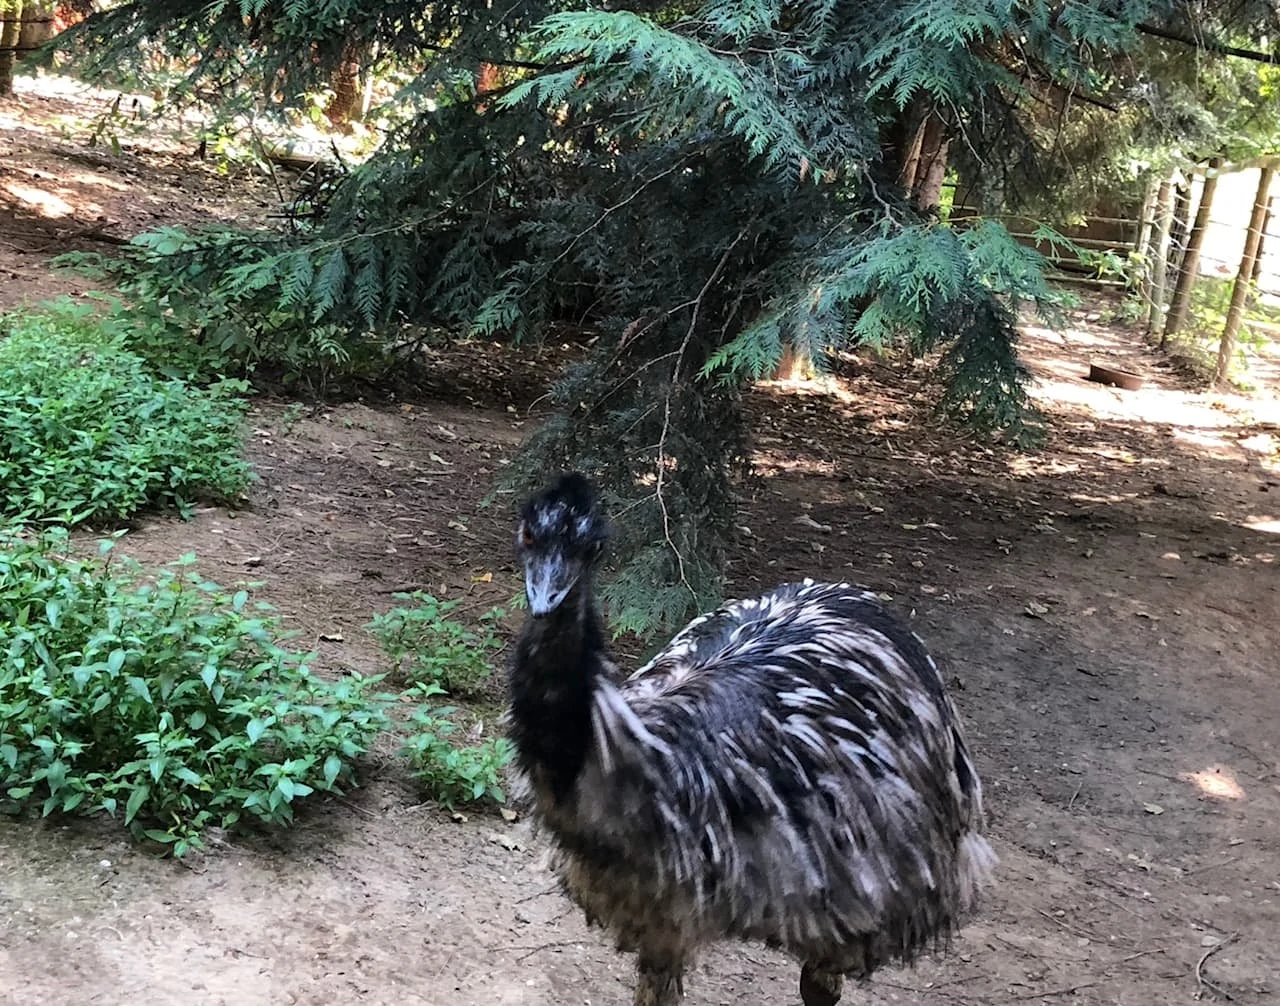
[{"xmin": 1214, "ymin": 164, "xmax": 1276, "ymax": 389}]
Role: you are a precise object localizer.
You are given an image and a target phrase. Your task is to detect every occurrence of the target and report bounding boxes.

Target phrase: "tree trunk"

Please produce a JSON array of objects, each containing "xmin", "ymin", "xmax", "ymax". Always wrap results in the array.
[
  {"xmin": 896, "ymin": 116, "xmax": 925, "ymax": 193},
  {"xmin": 1163, "ymin": 157, "xmax": 1222, "ymax": 345},
  {"xmin": 474, "ymin": 61, "xmax": 503, "ymax": 114},
  {"xmin": 0, "ymin": 0, "xmax": 23, "ymax": 96},
  {"xmin": 912, "ymin": 113, "xmax": 950, "ymax": 212},
  {"xmin": 1168, "ymin": 180, "xmax": 1191, "ymax": 273},
  {"xmin": 1214, "ymin": 165, "xmax": 1275, "ymax": 389},
  {"xmin": 17, "ymin": 0, "xmax": 52, "ymax": 50},
  {"xmin": 893, "ymin": 108, "xmax": 950, "ymax": 212},
  {"xmin": 773, "ymin": 342, "xmax": 815, "ymax": 381},
  {"xmin": 325, "ymin": 39, "xmax": 363, "ymax": 130},
  {"xmin": 1145, "ymin": 177, "xmax": 1175, "ymax": 337}
]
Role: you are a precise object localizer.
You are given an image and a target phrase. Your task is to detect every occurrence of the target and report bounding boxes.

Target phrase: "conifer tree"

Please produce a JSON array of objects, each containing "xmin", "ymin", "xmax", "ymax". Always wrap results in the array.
[{"xmin": 53, "ymin": 0, "xmax": 1280, "ymax": 633}]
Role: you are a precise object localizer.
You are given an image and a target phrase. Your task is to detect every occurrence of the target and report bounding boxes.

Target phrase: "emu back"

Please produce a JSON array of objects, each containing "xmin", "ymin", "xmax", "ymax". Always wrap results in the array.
[{"xmin": 536, "ymin": 582, "xmax": 991, "ymax": 975}]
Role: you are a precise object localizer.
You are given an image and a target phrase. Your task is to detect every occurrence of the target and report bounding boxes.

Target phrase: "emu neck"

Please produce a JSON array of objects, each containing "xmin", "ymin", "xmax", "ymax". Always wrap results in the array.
[{"xmin": 509, "ymin": 586, "xmax": 607, "ymax": 802}]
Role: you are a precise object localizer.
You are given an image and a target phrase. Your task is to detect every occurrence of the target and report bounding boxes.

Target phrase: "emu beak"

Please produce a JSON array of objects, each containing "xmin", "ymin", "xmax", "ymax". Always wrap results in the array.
[{"xmin": 525, "ymin": 553, "xmax": 578, "ymax": 616}]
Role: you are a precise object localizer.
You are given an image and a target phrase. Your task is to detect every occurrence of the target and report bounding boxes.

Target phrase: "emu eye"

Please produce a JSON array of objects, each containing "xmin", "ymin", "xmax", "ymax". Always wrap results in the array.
[{"xmin": 518, "ymin": 523, "xmax": 535, "ymax": 548}]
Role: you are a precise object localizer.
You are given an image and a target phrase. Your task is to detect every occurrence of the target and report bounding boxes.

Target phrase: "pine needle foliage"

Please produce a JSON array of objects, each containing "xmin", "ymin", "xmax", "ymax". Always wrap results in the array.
[{"xmin": 52, "ymin": 0, "xmax": 1269, "ymax": 635}]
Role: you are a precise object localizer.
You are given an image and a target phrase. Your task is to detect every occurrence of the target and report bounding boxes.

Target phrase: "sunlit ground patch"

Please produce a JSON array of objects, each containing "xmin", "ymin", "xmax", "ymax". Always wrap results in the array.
[
  {"xmin": 1180, "ymin": 765, "xmax": 1246, "ymax": 801},
  {"xmin": 1241, "ymin": 515, "xmax": 1280, "ymax": 535},
  {"xmin": 3, "ymin": 182, "xmax": 73, "ymax": 217}
]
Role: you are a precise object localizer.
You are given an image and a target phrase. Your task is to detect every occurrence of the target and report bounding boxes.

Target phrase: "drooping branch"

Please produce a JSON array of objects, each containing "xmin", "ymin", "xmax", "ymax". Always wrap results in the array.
[{"xmin": 1136, "ymin": 22, "xmax": 1279, "ymax": 64}]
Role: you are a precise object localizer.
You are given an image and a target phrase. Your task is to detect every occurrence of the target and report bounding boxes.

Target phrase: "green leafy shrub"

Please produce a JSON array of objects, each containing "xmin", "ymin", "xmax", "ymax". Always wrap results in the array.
[
  {"xmin": 399, "ymin": 684, "xmax": 511, "ymax": 810},
  {"xmin": 366, "ymin": 592, "xmax": 505, "ymax": 698},
  {"xmin": 0, "ymin": 530, "xmax": 389, "ymax": 855},
  {"xmin": 0, "ymin": 300, "xmax": 251, "ymax": 526}
]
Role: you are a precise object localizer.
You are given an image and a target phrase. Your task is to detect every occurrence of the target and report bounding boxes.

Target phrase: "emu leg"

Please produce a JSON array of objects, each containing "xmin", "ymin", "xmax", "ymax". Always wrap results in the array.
[
  {"xmin": 799, "ymin": 963, "xmax": 843, "ymax": 1006},
  {"xmin": 633, "ymin": 958, "xmax": 684, "ymax": 1006}
]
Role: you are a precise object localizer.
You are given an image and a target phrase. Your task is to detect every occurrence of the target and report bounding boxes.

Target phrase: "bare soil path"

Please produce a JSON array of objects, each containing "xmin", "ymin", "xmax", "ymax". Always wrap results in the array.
[{"xmin": 2, "ymin": 74, "xmax": 1278, "ymax": 1006}]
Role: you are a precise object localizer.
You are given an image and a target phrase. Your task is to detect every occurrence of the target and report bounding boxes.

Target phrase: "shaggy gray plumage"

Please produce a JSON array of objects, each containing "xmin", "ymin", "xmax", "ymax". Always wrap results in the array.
[{"xmin": 508, "ymin": 474, "xmax": 995, "ymax": 1006}]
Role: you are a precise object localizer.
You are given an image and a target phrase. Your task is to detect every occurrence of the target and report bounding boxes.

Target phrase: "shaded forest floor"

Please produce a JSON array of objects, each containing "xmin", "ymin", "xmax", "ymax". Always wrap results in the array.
[{"xmin": 2, "ymin": 74, "xmax": 1279, "ymax": 1006}]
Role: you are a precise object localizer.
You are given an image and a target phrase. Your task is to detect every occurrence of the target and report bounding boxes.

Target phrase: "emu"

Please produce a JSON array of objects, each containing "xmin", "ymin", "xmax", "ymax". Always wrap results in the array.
[{"xmin": 507, "ymin": 473, "xmax": 995, "ymax": 1006}]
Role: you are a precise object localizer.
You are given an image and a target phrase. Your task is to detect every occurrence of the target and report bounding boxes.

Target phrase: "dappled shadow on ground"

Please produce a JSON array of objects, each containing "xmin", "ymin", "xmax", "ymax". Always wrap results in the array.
[
  {"xmin": 0, "ymin": 74, "xmax": 283, "ymax": 311},
  {"xmin": 2, "ymin": 76, "xmax": 1278, "ymax": 1006}
]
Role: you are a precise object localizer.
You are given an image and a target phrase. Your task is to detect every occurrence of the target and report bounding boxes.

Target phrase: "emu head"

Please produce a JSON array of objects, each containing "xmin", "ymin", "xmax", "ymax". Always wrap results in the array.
[{"xmin": 516, "ymin": 473, "xmax": 610, "ymax": 617}]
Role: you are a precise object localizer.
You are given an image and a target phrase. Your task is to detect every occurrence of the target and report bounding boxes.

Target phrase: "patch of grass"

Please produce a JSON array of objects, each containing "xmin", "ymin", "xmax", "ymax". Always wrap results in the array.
[
  {"xmin": 367, "ymin": 592, "xmax": 505, "ymax": 699},
  {"xmin": 0, "ymin": 299, "xmax": 252, "ymax": 526},
  {"xmin": 0, "ymin": 529, "xmax": 390, "ymax": 855}
]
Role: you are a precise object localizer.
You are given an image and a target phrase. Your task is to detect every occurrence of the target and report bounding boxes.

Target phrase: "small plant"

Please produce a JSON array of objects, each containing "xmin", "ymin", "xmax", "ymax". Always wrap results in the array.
[
  {"xmin": 399, "ymin": 684, "xmax": 512, "ymax": 810},
  {"xmin": 277, "ymin": 402, "xmax": 307, "ymax": 433},
  {"xmin": 0, "ymin": 300, "xmax": 251, "ymax": 526},
  {"xmin": 0, "ymin": 530, "xmax": 390, "ymax": 855},
  {"xmin": 366, "ymin": 593, "xmax": 505, "ymax": 699}
]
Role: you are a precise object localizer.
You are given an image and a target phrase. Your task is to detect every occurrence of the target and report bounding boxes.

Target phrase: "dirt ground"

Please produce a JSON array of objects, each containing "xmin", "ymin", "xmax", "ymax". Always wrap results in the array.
[{"xmin": 2, "ymin": 75, "xmax": 1279, "ymax": 1006}]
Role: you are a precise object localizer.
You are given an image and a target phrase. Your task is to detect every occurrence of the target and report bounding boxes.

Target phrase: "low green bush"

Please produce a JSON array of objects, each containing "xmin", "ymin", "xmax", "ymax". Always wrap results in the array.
[
  {"xmin": 0, "ymin": 300, "xmax": 252, "ymax": 526},
  {"xmin": 400, "ymin": 684, "xmax": 512, "ymax": 810},
  {"xmin": 366, "ymin": 592, "xmax": 505, "ymax": 699},
  {"xmin": 0, "ymin": 530, "xmax": 389, "ymax": 855}
]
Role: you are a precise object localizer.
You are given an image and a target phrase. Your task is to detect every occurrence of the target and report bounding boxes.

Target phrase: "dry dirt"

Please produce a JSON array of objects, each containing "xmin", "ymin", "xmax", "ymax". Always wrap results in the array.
[{"xmin": 2, "ymin": 75, "xmax": 1279, "ymax": 1006}]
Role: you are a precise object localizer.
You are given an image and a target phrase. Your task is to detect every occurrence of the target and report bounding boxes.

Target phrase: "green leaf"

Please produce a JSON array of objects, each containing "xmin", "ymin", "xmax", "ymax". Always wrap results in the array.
[
  {"xmin": 245, "ymin": 718, "xmax": 267, "ymax": 744},
  {"xmin": 124, "ymin": 785, "xmax": 149, "ymax": 825},
  {"xmin": 322, "ymin": 754, "xmax": 342, "ymax": 788},
  {"xmin": 125, "ymin": 676, "xmax": 152, "ymax": 704}
]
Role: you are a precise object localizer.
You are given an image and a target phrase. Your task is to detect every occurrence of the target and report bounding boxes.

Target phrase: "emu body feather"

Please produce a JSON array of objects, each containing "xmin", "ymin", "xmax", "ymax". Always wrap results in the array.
[{"xmin": 508, "ymin": 476, "xmax": 994, "ymax": 1005}]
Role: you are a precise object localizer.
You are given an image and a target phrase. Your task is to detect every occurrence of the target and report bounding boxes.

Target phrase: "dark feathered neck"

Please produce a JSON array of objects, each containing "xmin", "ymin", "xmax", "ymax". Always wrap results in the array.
[{"xmin": 508, "ymin": 587, "xmax": 608, "ymax": 802}]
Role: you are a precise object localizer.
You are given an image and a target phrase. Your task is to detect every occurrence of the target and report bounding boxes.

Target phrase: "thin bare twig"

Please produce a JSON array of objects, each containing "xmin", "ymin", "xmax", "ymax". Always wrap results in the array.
[
  {"xmin": 549, "ymin": 155, "xmax": 694, "ymax": 270},
  {"xmin": 1194, "ymin": 932, "xmax": 1239, "ymax": 1001},
  {"xmin": 653, "ymin": 227, "xmax": 748, "ymax": 602},
  {"xmin": 510, "ymin": 939, "xmax": 584, "ymax": 962},
  {"xmin": 1010, "ymin": 981, "xmax": 1097, "ymax": 1000}
]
